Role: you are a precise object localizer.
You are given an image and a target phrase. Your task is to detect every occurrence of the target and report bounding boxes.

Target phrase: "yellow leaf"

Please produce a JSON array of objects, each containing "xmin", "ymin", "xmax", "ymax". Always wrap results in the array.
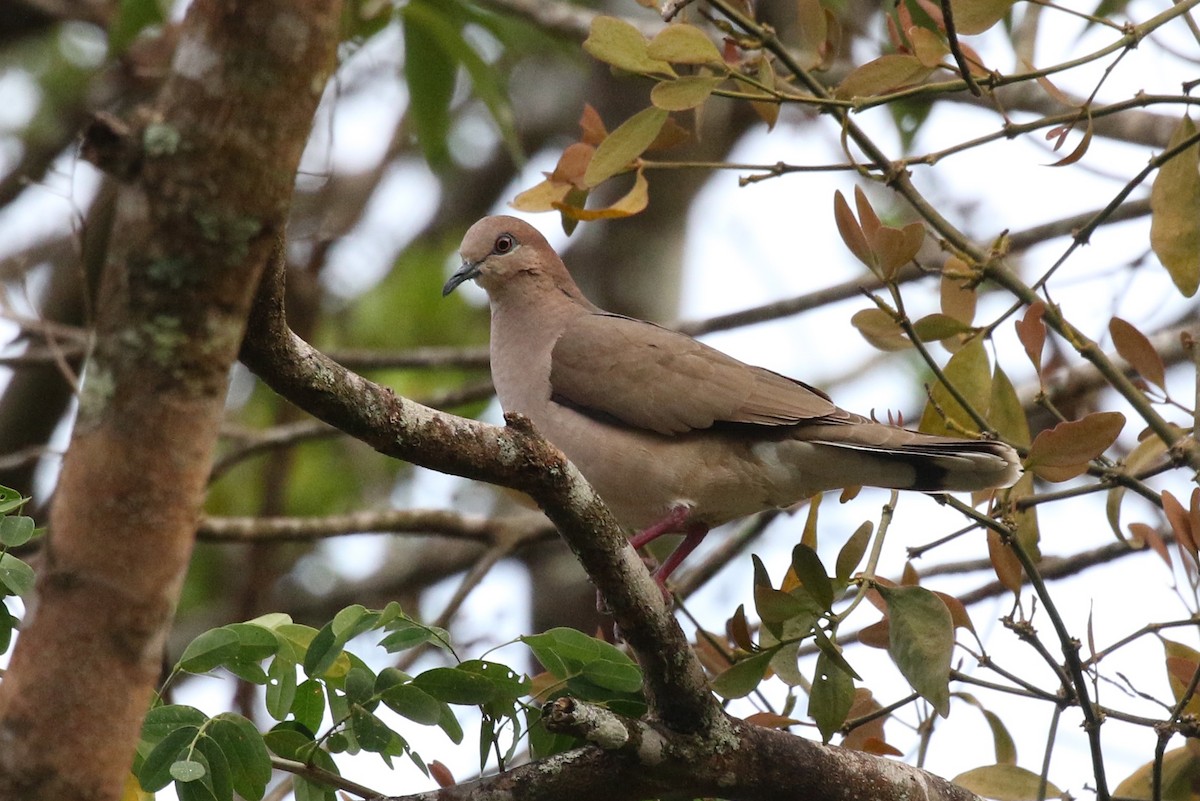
[
  {"xmin": 555, "ymin": 168, "xmax": 650, "ymax": 220},
  {"xmin": 851, "ymin": 308, "xmax": 911, "ymax": 351},
  {"xmin": 646, "ymin": 23, "xmax": 724, "ymax": 65},
  {"xmin": 511, "ymin": 178, "xmax": 571, "ymax": 212},
  {"xmin": 1114, "ymin": 746, "xmax": 1200, "ymax": 801},
  {"xmin": 949, "ymin": 0, "xmax": 1018, "ymax": 35},
  {"xmin": 650, "ymin": 75, "xmax": 723, "ymax": 111},
  {"xmin": 583, "ymin": 16, "xmax": 674, "ymax": 76},
  {"xmin": 835, "ymin": 54, "xmax": 934, "ymax": 99},
  {"xmin": 953, "ymin": 764, "xmax": 1062, "ymax": 801},
  {"xmin": 1150, "ymin": 115, "xmax": 1200, "ymax": 297}
]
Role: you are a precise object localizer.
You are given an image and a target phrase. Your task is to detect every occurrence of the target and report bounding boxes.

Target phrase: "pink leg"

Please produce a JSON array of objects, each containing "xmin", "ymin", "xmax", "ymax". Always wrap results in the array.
[
  {"xmin": 652, "ymin": 522, "xmax": 710, "ymax": 585},
  {"xmin": 627, "ymin": 506, "xmax": 710, "ymax": 592},
  {"xmin": 628, "ymin": 505, "xmax": 692, "ymax": 550}
]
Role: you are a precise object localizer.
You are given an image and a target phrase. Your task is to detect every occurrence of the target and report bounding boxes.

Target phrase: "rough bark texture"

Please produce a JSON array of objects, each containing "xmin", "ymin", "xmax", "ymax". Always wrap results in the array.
[{"xmin": 0, "ymin": 2, "xmax": 340, "ymax": 799}]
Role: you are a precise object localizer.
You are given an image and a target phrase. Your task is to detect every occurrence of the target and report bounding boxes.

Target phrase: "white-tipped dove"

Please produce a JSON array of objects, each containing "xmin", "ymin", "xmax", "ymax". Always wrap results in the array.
[{"xmin": 444, "ymin": 215, "xmax": 1021, "ymax": 585}]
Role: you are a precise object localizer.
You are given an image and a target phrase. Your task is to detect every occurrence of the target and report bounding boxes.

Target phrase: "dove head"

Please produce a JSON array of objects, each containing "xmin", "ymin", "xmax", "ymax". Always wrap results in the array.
[{"xmin": 443, "ymin": 215, "xmax": 581, "ymax": 302}]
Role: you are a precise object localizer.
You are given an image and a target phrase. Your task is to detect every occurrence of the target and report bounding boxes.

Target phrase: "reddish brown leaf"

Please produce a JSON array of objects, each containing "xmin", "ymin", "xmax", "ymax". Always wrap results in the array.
[
  {"xmin": 1162, "ymin": 490, "xmax": 1197, "ymax": 560},
  {"xmin": 1015, "ymin": 301, "xmax": 1046, "ymax": 377},
  {"xmin": 550, "ymin": 142, "xmax": 596, "ymax": 188},
  {"xmin": 1048, "ymin": 113, "xmax": 1093, "ymax": 167},
  {"xmin": 579, "ymin": 104, "xmax": 607, "ymax": 146},
  {"xmin": 858, "ymin": 618, "xmax": 890, "ymax": 649},
  {"xmin": 1128, "ymin": 522, "xmax": 1173, "ymax": 569},
  {"xmin": 987, "ymin": 529, "xmax": 1023, "ymax": 594},
  {"xmin": 834, "ymin": 190, "xmax": 875, "ymax": 271},
  {"xmin": 1025, "ymin": 411, "xmax": 1125, "ymax": 482},
  {"xmin": 744, "ymin": 711, "xmax": 801, "ymax": 729},
  {"xmin": 430, "ymin": 761, "xmax": 456, "ymax": 789},
  {"xmin": 935, "ymin": 591, "xmax": 976, "ymax": 634},
  {"xmin": 860, "ymin": 737, "xmax": 905, "ymax": 756},
  {"xmin": 727, "ymin": 604, "xmax": 754, "ymax": 652}
]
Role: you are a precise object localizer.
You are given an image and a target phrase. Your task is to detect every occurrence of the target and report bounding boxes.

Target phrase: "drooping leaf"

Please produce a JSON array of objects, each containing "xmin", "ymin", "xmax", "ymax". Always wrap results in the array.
[
  {"xmin": 834, "ymin": 190, "xmax": 875, "ymax": 271},
  {"xmin": 878, "ymin": 584, "xmax": 953, "ymax": 716},
  {"xmin": 835, "ymin": 521, "xmax": 873, "ymax": 587},
  {"xmin": 1110, "ymin": 317, "xmax": 1167, "ymax": 390},
  {"xmin": 790, "ymin": 544, "xmax": 835, "ymax": 611},
  {"xmin": 1114, "ymin": 745, "xmax": 1200, "ymax": 801},
  {"xmin": 1106, "ymin": 432, "xmax": 1171, "ymax": 541},
  {"xmin": 1014, "ymin": 302, "xmax": 1047, "ymax": 379},
  {"xmin": 953, "ymin": 764, "xmax": 1062, "ymax": 801},
  {"xmin": 987, "ymin": 529, "xmax": 1023, "ymax": 594},
  {"xmin": 809, "ymin": 650, "xmax": 855, "ymax": 743},
  {"xmin": 1150, "ymin": 115, "xmax": 1200, "ymax": 297}
]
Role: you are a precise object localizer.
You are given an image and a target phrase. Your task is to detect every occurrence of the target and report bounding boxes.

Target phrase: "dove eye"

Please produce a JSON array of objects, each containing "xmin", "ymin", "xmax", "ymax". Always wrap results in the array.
[{"xmin": 493, "ymin": 234, "xmax": 516, "ymax": 254}]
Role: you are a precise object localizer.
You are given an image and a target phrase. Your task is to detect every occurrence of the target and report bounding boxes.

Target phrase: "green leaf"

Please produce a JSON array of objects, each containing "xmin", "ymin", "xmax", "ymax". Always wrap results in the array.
[
  {"xmin": 809, "ymin": 650, "xmax": 855, "ymax": 743},
  {"xmin": 835, "ymin": 54, "xmax": 934, "ymax": 99},
  {"xmin": 650, "ymin": 76, "xmax": 722, "ymax": 111},
  {"xmin": 583, "ymin": 16, "xmax": 673, "ymax": 75},
  {"xmin": 140, "ymin": 705, "xmax": 208, "ymax": 750},
  {"xmin": 790, "ymin": 544, "xmax": 834, "ymax": 611},
  {"xmin": 170, "ymin": 759, "xmax": 207, "ymax": 783},
  {"xmin": 879, "ymin": 585, "xmax": 954, "ymax": 716},
  {"xmin": 402, "ymin": 1, "xmax": 458, "ymax": 169},
  {"xmin": 711, "ymin": 648, "xmax": 776, "ymax": 699},
  {"xmin": 413, "ymin": 666, "xmax": 498, "ymax": 705},
  {"xmin": 178, "ymin": 627, "xmax": 241, "ymax": 674},
  {"xmin": 0, "ymin": 515, "xmax": 35, "ymax": 547},
  {"xmin": 266, "ymin": 656, "xmax": 298, "ymax": 721},
  {"xmin": 583, "ymin": 107, "xmax": 669, "ymax": 188},
  {"xmin": 381, "ymin": 683, "xmax": 444, "ymax": 725},
  {"xmin": 345, "ymin": 665, "xmax": 377, "ymax": 707},
  {"xmin": 379, "ymin": 619, "xmax": 451, "ymax": 654},
  {"xmin": 0, "ymin": 553, "xmax": 34, "ymax": 597},
  {"xmin": 292, "ymin": 679, "xmax": 326, "ymax": 733},
  {"xmin": 349, "ymin": 706, "xmax": 395, "ymax": 753},
  {"xmin": 0, "ymin": 486, "xmax": 28, "ymax": 515},
  {"xmin": 912, "ymin": 313, "xmax": 972, "ymax": 342},
  {"xmin": 1150, "ymin": 115, "xmax": 1200, "ymax": 297},
  {"xmin": 191, "ymin": 737, "xmax": 232, "ymax": 801},
  {"xmin": 226, "ymin": 622, "xmax": 280, "ymax": 662},
  {"xmin": 437, "ymin": 702, "xmax": 465, "ymax": 744},
  {"xmin": 953, "ymin": 764, "xmax": 1062, "ymax": 801},
  {"xmin": 754, "ymin": 585, "xmax": 810, "ymax": 624},
  {"xmin": 919, "ymin": 337, "xmax": 991, "ymax": 437},
  {"xmin": 646, "ymin": 24, "xmax": 723, "ymax": 65},
  {"xmin": 109, "ymin": 0, "xmax": 166, "ymax": 54},
  {"xmin": 139, "ymin": 725, "xmax": 198, "ymax": 792},
  {"xmin": 835, "ymin": 522, "xmax": 873, "ymax": 587},
  {"xmin": 263, "ymin": 723, "xmax": 316, "ymax": 761},
  {"xmin": 581, "ymin": 656, "xmax": 643, "ymax": 694},
  {"xmin": 209, "ymin": 715, "xmax": 272, "ymax": 801}
]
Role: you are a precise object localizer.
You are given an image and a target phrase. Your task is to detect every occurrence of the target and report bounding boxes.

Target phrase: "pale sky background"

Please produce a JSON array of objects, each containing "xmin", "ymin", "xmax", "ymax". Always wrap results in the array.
[{"xmin": 1, "ymin": 1, "xmax": 1198, "ymax": 798}]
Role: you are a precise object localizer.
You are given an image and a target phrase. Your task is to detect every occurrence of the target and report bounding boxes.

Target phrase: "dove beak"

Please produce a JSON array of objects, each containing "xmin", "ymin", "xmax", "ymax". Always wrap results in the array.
[{"xmin": 442, "ymin": 259, "xmax": 481, "ymax": 296}]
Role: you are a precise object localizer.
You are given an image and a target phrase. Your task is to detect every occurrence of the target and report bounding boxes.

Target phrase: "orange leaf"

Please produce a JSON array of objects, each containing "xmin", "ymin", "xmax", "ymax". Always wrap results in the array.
[{"xmin": 743, "ymin": 711, "xmax": 801, "ymax": 729}]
